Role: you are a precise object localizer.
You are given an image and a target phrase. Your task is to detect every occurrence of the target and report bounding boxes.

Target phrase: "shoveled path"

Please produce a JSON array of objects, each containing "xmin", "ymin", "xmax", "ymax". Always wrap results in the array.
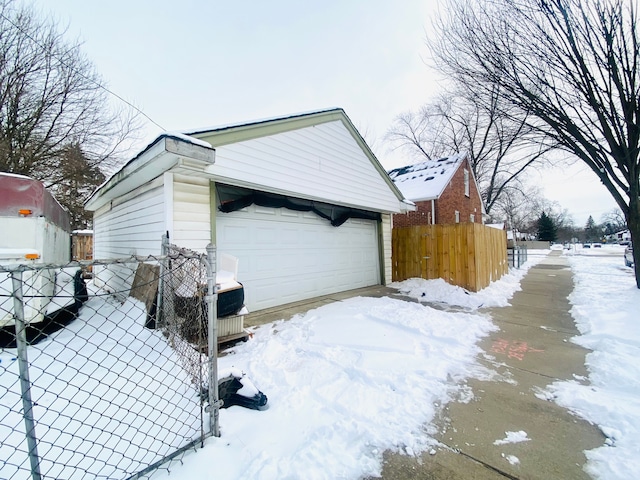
[{"xmin": 375, "ymin": 251, "xmax": 605, "ymax": 479}]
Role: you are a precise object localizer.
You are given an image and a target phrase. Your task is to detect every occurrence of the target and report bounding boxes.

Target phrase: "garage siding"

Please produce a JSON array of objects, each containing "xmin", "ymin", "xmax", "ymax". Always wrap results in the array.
[
  {"xmin": 216, "ymin": 204, "xmax": 380, "ymax": 312},
  {"xmin": 206, "ymin": 120, "xmax": 400, "ymax": 213},
  {"xmin": 93, "ymin": 184, "xmax": 166, "ymax": 259},
  {"xmin": 172, "ymin": 174, "xmax": 211, "ymax": 252},
  {"xmin": 92, "ymin": 180, "xmax": 166, "ymax": 298}
]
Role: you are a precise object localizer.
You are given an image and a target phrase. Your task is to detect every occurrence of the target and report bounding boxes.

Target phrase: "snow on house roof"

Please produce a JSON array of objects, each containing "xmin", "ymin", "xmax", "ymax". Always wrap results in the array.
[
  {"xmin": 387, "ymin": 153, "xmax": 467, "ymax": 202},
  {"xmin": 487, "ymin": 223, "xmax": 506, "ymax": 230}
]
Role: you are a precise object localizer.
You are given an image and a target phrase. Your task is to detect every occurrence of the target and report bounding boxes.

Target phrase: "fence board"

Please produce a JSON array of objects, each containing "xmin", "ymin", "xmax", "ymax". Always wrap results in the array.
[{"xmin": 392, "ymin": 223, "xmax": 508, "ymax": 292}]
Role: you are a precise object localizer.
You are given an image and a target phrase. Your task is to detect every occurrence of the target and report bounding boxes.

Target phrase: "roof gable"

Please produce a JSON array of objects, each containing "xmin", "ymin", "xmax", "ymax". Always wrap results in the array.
[
  {"xmin": 388, "ymin": 153, "xmax": 467, "ymax": 202},
  {"xmin": 191, "ymin": 109, "xmax": 410, "ymax": 213}
]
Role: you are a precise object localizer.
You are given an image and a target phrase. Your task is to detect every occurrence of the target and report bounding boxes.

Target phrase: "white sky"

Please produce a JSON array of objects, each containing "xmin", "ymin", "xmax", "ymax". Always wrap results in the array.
[{"xmin": 39, "ymin": 0, "xmax": 618, "ymax": 226}]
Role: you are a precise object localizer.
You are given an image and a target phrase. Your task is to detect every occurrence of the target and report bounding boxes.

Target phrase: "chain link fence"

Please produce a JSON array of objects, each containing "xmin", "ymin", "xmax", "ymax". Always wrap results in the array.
[{"xmin": 0, "ymin": 241, "xmax": 220, "ymax": 479}]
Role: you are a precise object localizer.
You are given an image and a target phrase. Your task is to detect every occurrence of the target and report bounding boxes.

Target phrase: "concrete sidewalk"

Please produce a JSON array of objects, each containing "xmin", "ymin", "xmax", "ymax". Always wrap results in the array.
[{"xmin": 376, "ymin": 251, "xmax": 604, "ymax": 479}]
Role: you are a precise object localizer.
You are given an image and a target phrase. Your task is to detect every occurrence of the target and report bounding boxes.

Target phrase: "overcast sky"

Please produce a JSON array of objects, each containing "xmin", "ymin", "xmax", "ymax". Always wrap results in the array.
[{"xmin": 40, "ymin": 0, "xmax": 618, "ymax": 227}]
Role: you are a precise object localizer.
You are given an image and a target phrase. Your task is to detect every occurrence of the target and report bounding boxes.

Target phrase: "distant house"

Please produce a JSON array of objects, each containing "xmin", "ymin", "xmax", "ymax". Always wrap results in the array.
[
  {"xmin": 388, "ymin": 153, "xmax": 484, "ymax": 227},
  {"xmin": 614, "ymin": 229, "xmax": 631, "ymax": 244}
]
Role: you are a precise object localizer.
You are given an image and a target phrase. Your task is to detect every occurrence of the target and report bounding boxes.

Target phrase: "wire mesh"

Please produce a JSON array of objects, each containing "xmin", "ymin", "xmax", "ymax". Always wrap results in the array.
[{"xmin": 0, "ymin": 247, "xmax": 215, "ymax": 480}]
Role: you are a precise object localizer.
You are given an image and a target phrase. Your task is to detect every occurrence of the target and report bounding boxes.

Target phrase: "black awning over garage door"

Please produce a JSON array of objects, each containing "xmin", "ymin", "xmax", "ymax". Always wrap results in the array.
[{"xmin": 216, "ymin": 183, "xmax": 381, "ymax": 227}]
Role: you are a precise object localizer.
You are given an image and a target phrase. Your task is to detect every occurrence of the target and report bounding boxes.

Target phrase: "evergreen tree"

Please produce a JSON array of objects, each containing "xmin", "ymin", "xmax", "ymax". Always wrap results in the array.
[
  {"xmin": 537, "ymin": 211, "xmax": 557, "ymax": 242},
  {"xmin": 584, "ymin": 215, "xmax": 600, "ymax": 243}
]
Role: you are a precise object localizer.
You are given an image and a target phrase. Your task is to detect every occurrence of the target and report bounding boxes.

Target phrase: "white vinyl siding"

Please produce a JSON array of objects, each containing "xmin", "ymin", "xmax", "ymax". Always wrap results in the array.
[
  {"xmin": 204, "ymin": 121, "xmax": 400, "ymax": 213},
  {"xmin": 92, "ymin": 183, "xmax": 166, "ymax": 298},
  {"xmin": 217, "ymin": 204, "xmax": 380, "ymax": 312},
  {"xmin": 93, "ymin": 185, "xmax": 165, "ymax": 258},
  {"xmin": 172, "ymin": 174, "xmax": 211, "ymax": 252}
]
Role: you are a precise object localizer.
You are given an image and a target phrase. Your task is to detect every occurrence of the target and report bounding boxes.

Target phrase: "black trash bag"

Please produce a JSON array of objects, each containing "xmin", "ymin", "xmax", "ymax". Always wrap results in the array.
[{"xmin": 202, "ymin": 369, "xmax": 268, "ymax": 411}]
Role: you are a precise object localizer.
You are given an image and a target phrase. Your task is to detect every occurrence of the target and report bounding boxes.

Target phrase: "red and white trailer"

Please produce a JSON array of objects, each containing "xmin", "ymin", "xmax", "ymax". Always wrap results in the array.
[{"xmin": 0, "ymin": 173, "xmax": 72, "ymax": 329}]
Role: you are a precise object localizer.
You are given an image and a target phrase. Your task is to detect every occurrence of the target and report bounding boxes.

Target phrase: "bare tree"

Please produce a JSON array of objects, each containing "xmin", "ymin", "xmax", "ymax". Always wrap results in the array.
[
  {"xmin": 0, "ymin": 0, "xmax": 138, "ymax": 224},
  {"xmin": 600, "ymin": 208, "xmax": 627, "ymax": 234},
  {"xmin": 431, "ymin": 0, "xmax": 640, "ymax": 286},
  {"xmin": 386, "ymin": 88, "xmax": 552, "ymax": 215}
]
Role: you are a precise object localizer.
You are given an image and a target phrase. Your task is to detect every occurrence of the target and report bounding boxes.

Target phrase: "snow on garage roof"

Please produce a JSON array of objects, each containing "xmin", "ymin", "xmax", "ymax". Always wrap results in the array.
[{"xmin": 387, "ymin": 153, "xmax": 467, "ymax": 202}]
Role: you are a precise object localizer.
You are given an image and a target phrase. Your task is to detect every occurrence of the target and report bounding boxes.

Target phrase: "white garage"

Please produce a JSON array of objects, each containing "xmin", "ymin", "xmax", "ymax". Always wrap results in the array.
[{"xmin": 85, "ymin": 108, "xmax": 412, "ymax": 312}]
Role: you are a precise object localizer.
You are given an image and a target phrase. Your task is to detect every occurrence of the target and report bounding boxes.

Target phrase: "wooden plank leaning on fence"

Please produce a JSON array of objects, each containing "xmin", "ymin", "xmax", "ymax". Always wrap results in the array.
[{"xmin": 391, "ymin": 223, "xmax": 508, "ymax": 292}]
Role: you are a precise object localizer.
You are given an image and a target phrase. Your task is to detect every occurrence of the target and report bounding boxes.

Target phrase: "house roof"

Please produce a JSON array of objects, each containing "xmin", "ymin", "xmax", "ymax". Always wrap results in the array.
[{"xmin": 387, "ymin": 153, "xmax": 467, "ymax": 202}]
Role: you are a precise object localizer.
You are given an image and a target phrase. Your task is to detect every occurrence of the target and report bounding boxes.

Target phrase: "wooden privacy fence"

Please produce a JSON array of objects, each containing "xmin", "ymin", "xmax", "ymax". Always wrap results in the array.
[
  {"xmin": 392, "ymin": 223, "xmax": 508, "ymax": 292},
  {"xmin": 71, "ymin": 230, "xmax": 93, "ymax": 261}
]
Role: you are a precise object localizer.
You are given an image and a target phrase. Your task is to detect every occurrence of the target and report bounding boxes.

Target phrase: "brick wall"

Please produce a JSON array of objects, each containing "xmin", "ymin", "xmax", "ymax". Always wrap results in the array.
[
  {"xmin": 393, "ymin": 158, "xmax": 484, "ymax": 227},
  {"xmin": 392, "ymin": 200, "xmax": 435, "ymax": 227}
]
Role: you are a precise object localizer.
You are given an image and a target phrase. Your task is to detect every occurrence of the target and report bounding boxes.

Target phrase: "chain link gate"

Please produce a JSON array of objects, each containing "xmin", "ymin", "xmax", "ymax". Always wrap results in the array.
[{"xmin": 0, "ymin": 241, "xmax": 220, "ymax": 479}]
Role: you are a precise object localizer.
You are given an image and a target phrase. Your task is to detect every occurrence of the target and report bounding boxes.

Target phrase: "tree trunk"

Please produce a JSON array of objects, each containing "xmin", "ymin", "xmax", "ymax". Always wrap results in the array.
[{"xmin": 629, "ymin": 195, "xmax": 640, "ymax": 289}]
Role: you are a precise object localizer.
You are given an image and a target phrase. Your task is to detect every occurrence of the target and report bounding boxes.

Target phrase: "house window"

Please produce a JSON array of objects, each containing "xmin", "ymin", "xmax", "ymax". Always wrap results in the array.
[
  {"xmin": 455, "ymin": 210, "xmax": 460, "ymax": 223},
  {"xmin": 470, "ymin": 214, "xmax": 475, "ymax": 223},
  {"xmin": 464, "ymin": 169, "xmax": 470, "ymax": 197}
]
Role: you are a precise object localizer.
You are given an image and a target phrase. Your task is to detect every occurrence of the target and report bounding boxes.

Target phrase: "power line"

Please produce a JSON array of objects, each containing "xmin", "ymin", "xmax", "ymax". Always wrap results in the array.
[{"xmin": 0, "ymin": 10, "xmax": 166, "ymax": 131}]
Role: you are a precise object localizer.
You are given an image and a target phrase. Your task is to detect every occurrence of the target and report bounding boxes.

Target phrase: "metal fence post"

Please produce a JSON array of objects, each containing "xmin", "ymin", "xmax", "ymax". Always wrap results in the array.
[
  {"xmin": 205, "ymin": 244, "xmax": 220, "ymax": 437},
  {"xmin": 156, "ymin": 234, "xmax": 169, "ymax": 326},
  {"xmin": 11, "ymin": 271, "xmax": 42, "ymax": 480}
]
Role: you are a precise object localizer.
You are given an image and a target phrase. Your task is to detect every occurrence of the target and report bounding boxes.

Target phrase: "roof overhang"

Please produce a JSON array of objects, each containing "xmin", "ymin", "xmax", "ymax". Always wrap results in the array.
[{"xmin": 85, "ymin": 134, "xmax": 215, "ymax": 212}]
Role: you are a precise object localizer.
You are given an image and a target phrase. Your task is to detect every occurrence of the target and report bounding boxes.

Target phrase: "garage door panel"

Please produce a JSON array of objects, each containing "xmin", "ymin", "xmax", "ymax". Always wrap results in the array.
[
  {"xmin": 217, "ymin": 205, "xmax": 380, "ymax": 312},
  {"xmin": 254, "ymin": 206, "xmax": 277, "ymax": 216}
]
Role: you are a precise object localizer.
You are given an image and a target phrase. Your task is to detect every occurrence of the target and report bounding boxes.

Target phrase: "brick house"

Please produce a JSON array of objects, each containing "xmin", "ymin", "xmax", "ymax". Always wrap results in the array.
[{"xmin": 388, "ymin": 153, "xmax": 484, "ymax": 227}]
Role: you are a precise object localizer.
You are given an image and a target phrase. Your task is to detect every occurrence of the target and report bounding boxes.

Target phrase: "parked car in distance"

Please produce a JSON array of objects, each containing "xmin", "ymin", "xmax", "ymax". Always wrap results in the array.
[
  {"xmin": 625, "ymin": 244, "xmax": 634, "ymax": 268},
  {"xmin": 593, "ymin": 243, "xmax": 602, "ymax": 248}
]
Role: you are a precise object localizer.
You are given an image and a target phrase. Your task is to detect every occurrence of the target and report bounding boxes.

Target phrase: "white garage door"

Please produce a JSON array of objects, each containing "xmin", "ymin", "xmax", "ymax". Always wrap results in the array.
[{"xmin": 216, "ymin": 204, "xmax": 380, "ymax": 312}]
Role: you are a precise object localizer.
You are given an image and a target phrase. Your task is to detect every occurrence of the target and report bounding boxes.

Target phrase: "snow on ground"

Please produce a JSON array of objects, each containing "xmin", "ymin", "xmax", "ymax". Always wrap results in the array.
[
  {"xmin": 3, "ymin": 244, "xmax": 638, "ymax": 479},
  {"xmin": 493, "ymin": 430, "xmax": 530, "ymax": 445},
  {"xmin": 151, "ymin": 253, "xmax": 551, "ymax": 479},
  {"xmin": 153, "ymin": 297, "xmax": 498, "ymax": 479},
  {"xmin": 0, "ymin": 295, "xmax": 201, "ymax": 479},
  {"xmin": 539, "ymin": 244, "xmax": 640, "ymax": 480}
]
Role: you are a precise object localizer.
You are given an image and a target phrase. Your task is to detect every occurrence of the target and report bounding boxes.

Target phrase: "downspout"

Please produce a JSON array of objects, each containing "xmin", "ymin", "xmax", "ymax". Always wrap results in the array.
[{"xmin": 431, "ymin": 199, "xmax": 436, "ymax": 224}]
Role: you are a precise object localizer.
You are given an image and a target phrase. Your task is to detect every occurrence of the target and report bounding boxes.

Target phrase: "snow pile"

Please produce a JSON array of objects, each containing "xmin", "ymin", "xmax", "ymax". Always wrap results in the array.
[{"xmin": 390, "ymin": 250, "xmax": 550, "ymax": 309}]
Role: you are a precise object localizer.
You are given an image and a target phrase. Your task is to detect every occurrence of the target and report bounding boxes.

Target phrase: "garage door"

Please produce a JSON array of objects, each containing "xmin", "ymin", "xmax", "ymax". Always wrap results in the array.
[{"xmin": 216, "ymin": 204, "xmax": 380, "ymax": 312}]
